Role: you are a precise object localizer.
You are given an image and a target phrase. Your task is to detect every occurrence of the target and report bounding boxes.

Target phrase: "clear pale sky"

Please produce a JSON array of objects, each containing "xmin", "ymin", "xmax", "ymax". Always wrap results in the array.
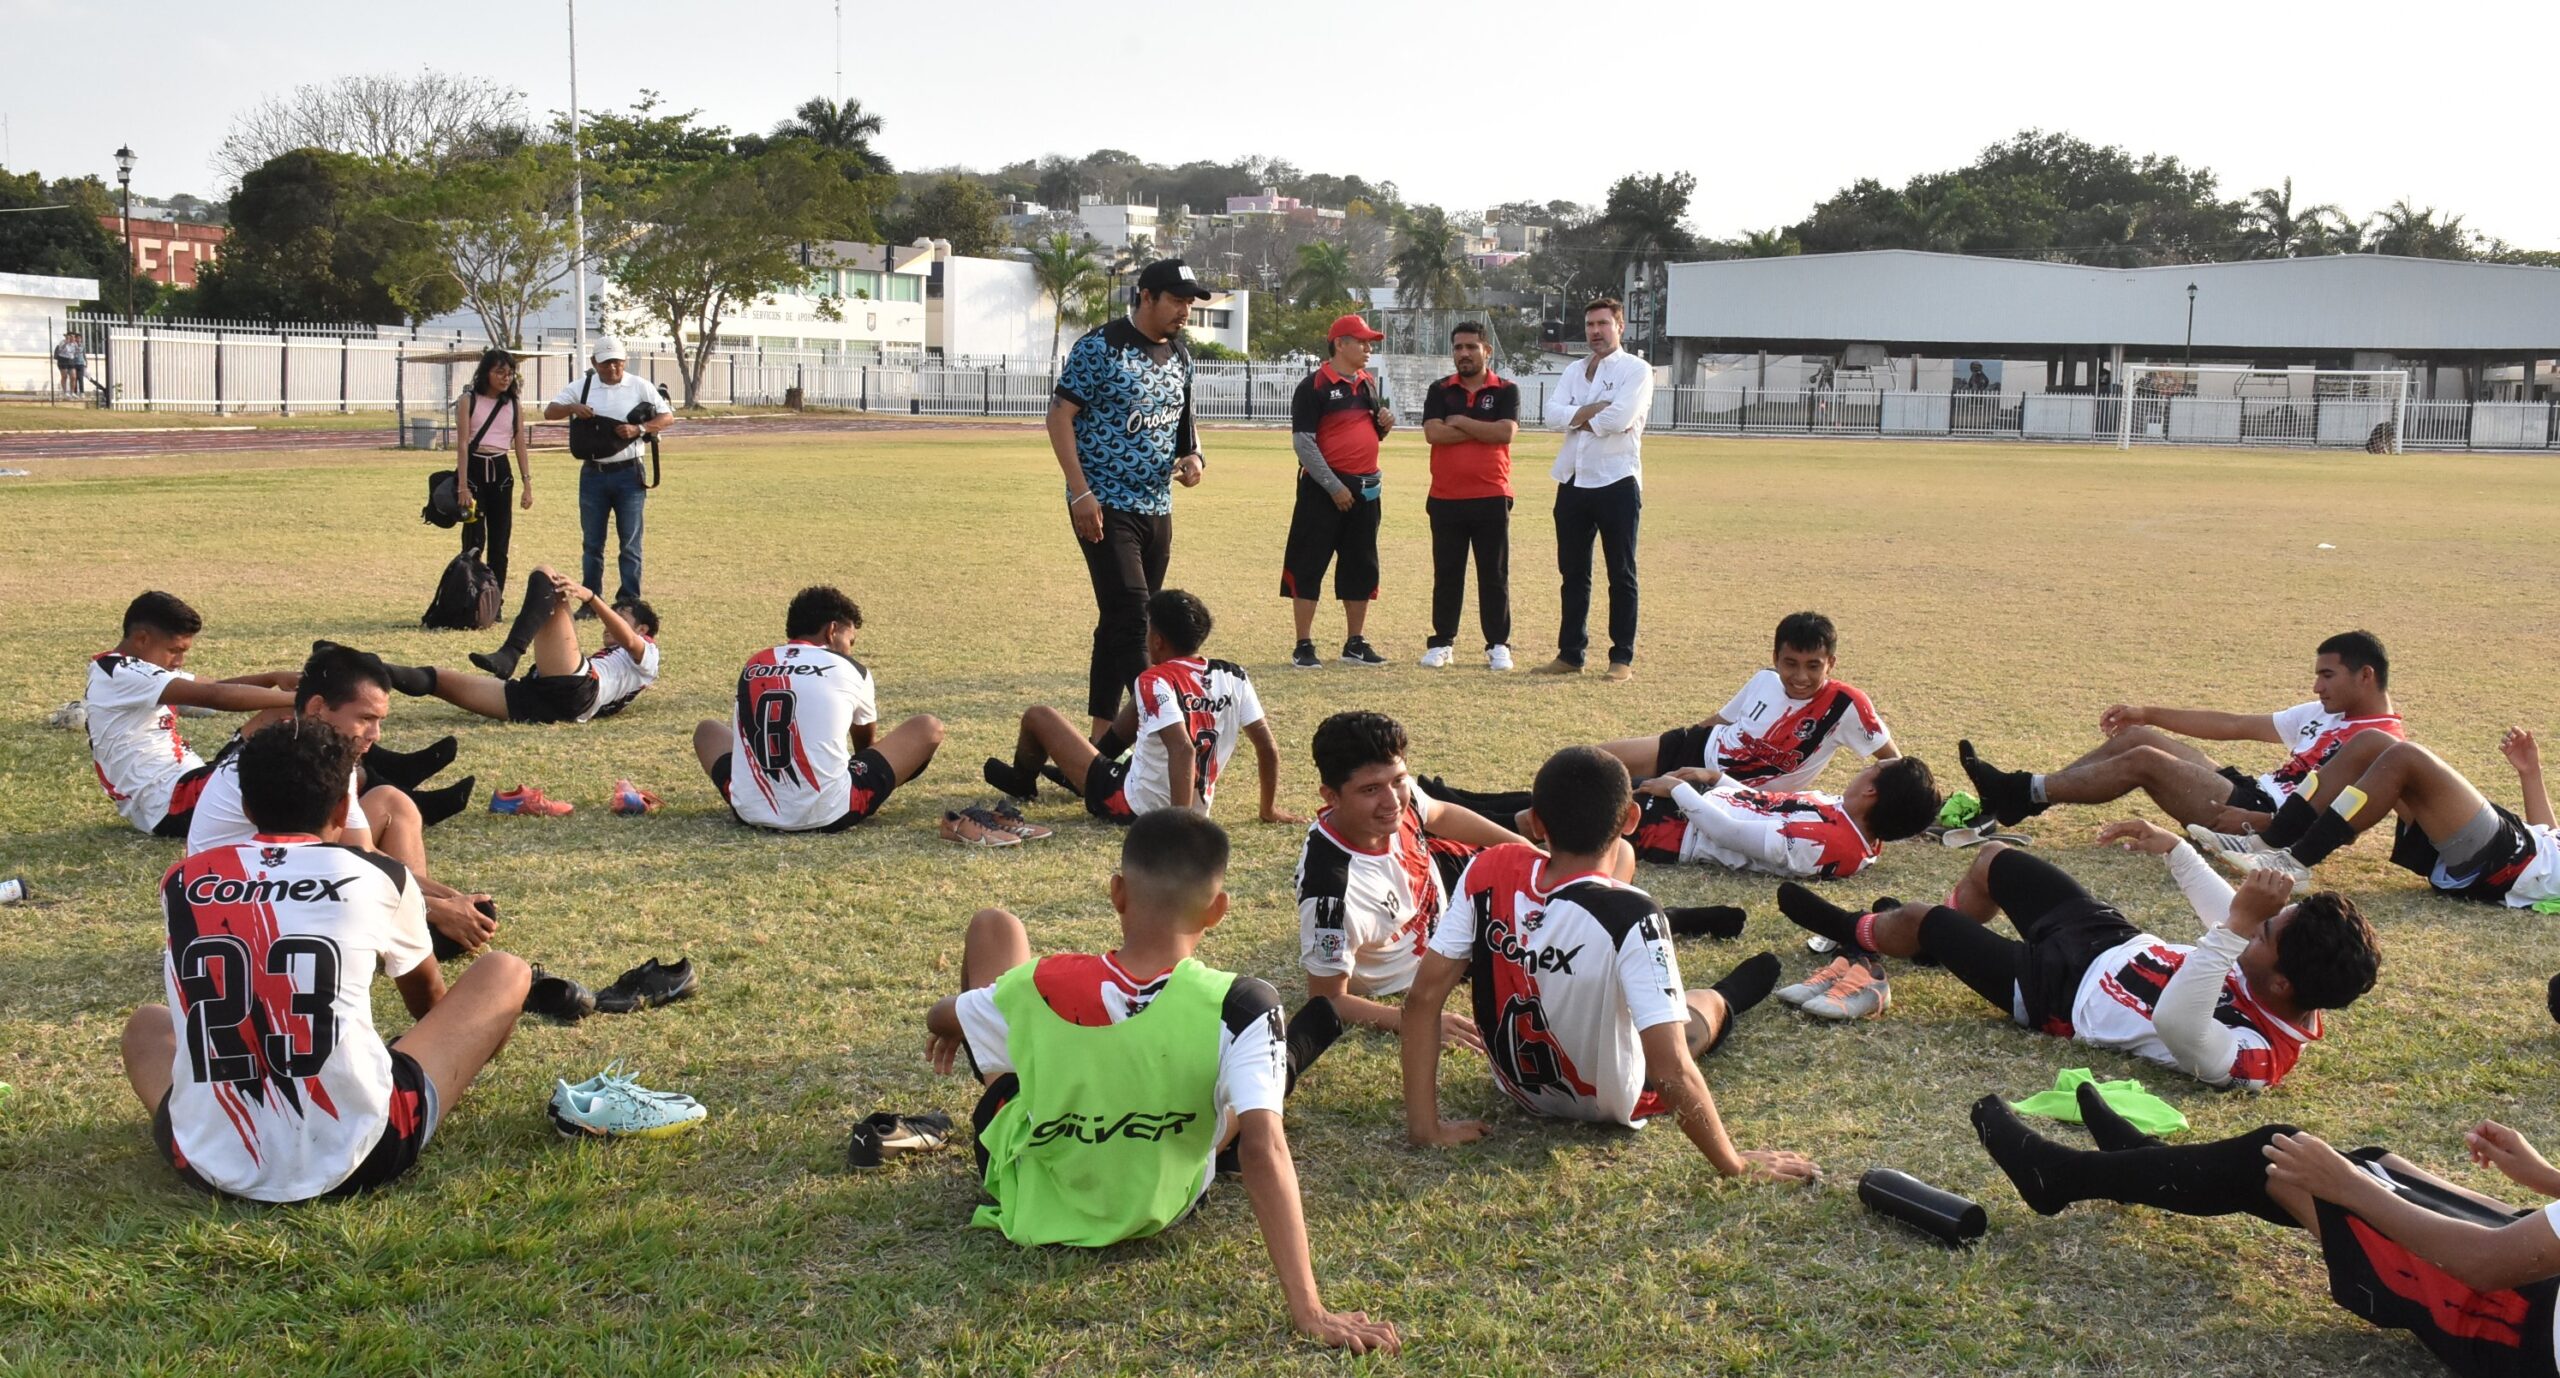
[{"xmin": 5, "ymin": 0, "xmax": 2552, "ymax": 247}]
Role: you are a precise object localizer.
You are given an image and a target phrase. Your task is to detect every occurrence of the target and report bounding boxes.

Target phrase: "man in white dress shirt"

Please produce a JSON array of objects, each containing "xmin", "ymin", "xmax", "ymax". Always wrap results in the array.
[{"xmin": 1532, "ymin": 298, "xmax": 1654, "ymax": 682}]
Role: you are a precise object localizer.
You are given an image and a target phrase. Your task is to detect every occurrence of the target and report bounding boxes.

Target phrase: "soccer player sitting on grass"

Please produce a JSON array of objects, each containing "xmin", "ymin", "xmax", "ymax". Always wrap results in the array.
[
  {"xmin": 1773, "ymin": 821, "xmax": 2378, "ymax": 1084},
  {"xmin": 2194, "ymin": 726, "xmax": 2560, "ymax": 909},
  {"xmin": 83, "ymin": 591, "xmax": 301, "ymax": 837},
  {"xmin": 922, "ymin": 809, "xmax": 1399, "ymax": 1355},
  {"xmin": 980, "ymin": 589, "xmax": 1293, "ymax": 826},
  {"xmin": 1295, "ymin": 711, "xmax": 1528, "ymax": 1052},
  {"xmin": 695, "ymin": 584, "xmax": 944, "ymax": 833},
  {"xmin": 353, "ymin": 567, "xmax": 660, "ymax": 727},
  {"xmin": 1958, "ymin": 630, "xmax": 2401, "ymax": 831},
  {"xmin": 1594, "ymin": 612, "xmax": 1900, "ymax": 791},
  {"xmin": 122, "ymin": 720, "xmax": 530, "ymax": 1204},
  {"xmin": 1973, "ymin": 1083, "xmax": 2560, "ymax": 1378},
  {"xmin": 1397, "ymin": 747, "xmax": 1818, "ymax": 1185},
  {"xmin": 187, "ymin": 644, "xmax": 500, "ymax": 955}
]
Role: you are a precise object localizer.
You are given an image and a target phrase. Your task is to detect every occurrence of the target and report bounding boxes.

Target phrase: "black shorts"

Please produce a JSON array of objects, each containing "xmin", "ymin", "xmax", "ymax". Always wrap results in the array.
[
  {"xmin": 150, "ymin": 761, "xmax": 222, "ymax": 838},
  {"xmin": 152, "ymin": 1047, "xmax": 436, "ymax": 1201},
  {"xmin": 2317, "ymin": 1184, "xmax": 2560, "ymax": 1378},
  {"xmin": 2393, "ymin": 806, "xmax": 2537, "ymax": 903},
  {"xmin": 1654, "ymin": 723, "xmax": 1714, "ymax": 775},
  {"xmin": 711, "ymin": 749, "xmax": 897, "ymax": 832},
  {"xmin": 504, "ymin": 672, "xmax": 600, "ymax": 725},
  {"xmin": 1083, "ymin": 757, "xmax": 1137, "ymax": 824},
  {"xmin": 2217, "ymin": 765, "xmax": 2279, "ymax": 815},
  {"xmin": 1631, "ymin": 793, "xmax": 1690, "ymax": 863},
  {"xmin": 1279, "ymin": 473, "xmax": 1383, "ymax": 602},
  {"xmin": 1998, "ymin": 848, "xmax": 2141, "ymax": 1032}
]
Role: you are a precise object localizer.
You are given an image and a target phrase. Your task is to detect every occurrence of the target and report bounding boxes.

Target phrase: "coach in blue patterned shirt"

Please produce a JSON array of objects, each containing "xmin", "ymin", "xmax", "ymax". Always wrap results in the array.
[{"xmin": 1048, "ymin": 258, "xmax": 1213, "ymax": 735}]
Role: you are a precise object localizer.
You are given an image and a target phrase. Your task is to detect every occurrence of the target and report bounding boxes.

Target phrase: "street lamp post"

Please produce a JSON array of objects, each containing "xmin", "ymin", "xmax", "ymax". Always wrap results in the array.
[
  {"xmin": 114, "ymin": 144, "xmax": 137, "ymax": 321},
  {"xmin": 2184, "ymin": 281, "xmax": 2198, "ymax": 369}
]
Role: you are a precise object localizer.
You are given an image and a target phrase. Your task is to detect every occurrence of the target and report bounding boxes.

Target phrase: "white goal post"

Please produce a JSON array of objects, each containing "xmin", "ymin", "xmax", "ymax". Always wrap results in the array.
[{"xmin": 2115, "ymin": 365, "xmax": 2411, "ymax": 453}]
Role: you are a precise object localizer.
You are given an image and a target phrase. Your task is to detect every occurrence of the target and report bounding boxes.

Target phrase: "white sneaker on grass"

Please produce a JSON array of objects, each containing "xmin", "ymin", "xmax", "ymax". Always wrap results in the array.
[
  {"xmin": 1419, "ymin": 645, "xmax": 1454, "ymax": 669},
  {"xmin": 1486, "ymin": 644, "xmax": 1514, "ymax": 672}
]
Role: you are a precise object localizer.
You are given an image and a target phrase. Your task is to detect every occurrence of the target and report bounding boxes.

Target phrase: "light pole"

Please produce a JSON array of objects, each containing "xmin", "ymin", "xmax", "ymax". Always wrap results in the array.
[
  {"xmin": 114, "ymin": 144, "xmax": 136, "ymax": 321},
  {"xmin": 2184, "ymin": 281, "xmax": 2198, "ymax": 369}
]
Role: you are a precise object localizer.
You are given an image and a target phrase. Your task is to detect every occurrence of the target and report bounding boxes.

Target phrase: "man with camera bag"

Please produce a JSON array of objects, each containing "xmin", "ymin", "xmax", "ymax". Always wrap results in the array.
[{"xmin": 546, "ymin": 336, "xmax": 674, "ymax": 609}]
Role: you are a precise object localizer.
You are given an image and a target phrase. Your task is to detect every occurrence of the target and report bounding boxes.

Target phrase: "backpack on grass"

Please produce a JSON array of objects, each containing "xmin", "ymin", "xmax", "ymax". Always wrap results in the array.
[{"xmin": 422, "ymin": 549, "xmax": 501, "ymax": 631}]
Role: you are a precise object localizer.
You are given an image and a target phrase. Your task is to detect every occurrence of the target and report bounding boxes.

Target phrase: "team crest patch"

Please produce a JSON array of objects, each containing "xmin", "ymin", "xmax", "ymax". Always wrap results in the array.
[{"xmin": 260, "ymin": 846, "xmax": 287, "ymax": 867}]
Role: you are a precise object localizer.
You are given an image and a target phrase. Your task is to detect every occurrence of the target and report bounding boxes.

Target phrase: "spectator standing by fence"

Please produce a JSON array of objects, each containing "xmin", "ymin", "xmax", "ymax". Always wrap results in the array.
[
  {"xmin": 53, "ymin": 330, "xmax": 85, "ymax": 399},
  {"xmin": 1281, "ymin": 314, "xmax": 1394, "ymax": 669},
  {"xmin": 455, "ymin": 349, "xmax": 533, "ymax": 599},
  {"xmin": 1534, "ymin": 298, "xmax": 1654, "ymax": 682},
  {"xmin": 546, "ymin": 336, "xmax": 673, "ymax": 609},
  {"xmin": 1418, "ymin": 322, "xmax": 1519, "ymax": 671},
  {"xmin": 1048, "ymin": 259, "xmax": 1212, "ymax": 736}
]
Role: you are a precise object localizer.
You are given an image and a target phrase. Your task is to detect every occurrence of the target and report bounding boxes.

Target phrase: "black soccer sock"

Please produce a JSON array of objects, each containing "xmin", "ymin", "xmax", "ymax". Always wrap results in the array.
[
  {"xmin": 2074, "ymin": 1078, "xmax": 2163, "ymax": 1151},
  {"xmin": 361, "ymin": 736, "xmax": 457, "ymax": 792},
  {"xmin": 2289, "ymin": 804, "xmax": 2363, "ymax": 866},
  {"xmin": 2258, "ymin": 793, "xmax": 2321, "ymax": 849},
  {"xmin": 409, "ymin": 775, "xmax": 475, "ymax": 828},
  {"xmin": 1284, "ymin": 997, "xmax": 1346, "ymax": 1095},
  {"xmin": 1972, "ymin": 1096, "xmax": 2294, "ymax": 1224},
  {"xmin": 1775, "ymin": 882, "xmax": 1870, "ymax": 952},
  {"xmin": 982, "ymin": 757, "xmax": 1038, "ymax": 801},
  {"xmin": 1420, "ymin": 777, "xmax": 1534, "ymax": 822},
  {"xmin": 1959, "ymin": 739, "xmax": 2042, "ymax": 826},
  {"xmin": 378, "ymin": 660, "xmax": 437, "ymax": 697},
  {"xmin": 1090, "ymin": 725, "xmax": 1131, "ymax": 761},
  {"xmin": 1037, "ymin": 763, "xmax": 1074, "ymax": 793},
  {"xmin": 1666, "ymin": 905, "xmax": 1747, "ymax": 940},
  {"xmin": 471, "ymin": 576, "xmax": 558, "ymax": 679}
]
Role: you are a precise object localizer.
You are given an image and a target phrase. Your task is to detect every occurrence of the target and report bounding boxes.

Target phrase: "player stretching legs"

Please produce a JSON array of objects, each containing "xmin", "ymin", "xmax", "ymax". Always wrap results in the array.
[
  {"xmin": 1959, "ymin": 631, "xmax": 2399, "ymax": 829},
  {"xmin": 349, "ymin": 569, "xmax": 661, "ymax": 727}
]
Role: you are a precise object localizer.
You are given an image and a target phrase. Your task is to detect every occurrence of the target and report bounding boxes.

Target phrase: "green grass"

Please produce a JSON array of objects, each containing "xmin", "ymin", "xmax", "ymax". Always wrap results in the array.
[{"xmin": 3, "ymin": 427, "xmax": 2554, "ymax": 1374}]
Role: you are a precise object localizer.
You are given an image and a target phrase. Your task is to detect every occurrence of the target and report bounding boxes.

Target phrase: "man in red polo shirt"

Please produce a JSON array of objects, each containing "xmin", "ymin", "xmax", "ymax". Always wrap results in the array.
[
  {"xmin": 1282, "ymin": 314, "xmax": 1395, "ymax": 669},
  {"xmin": 1417, "ymin": 322, "xmax": 1520, "ymax": 671}
]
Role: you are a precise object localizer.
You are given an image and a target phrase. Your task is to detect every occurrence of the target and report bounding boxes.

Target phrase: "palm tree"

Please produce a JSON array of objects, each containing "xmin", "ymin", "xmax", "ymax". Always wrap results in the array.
[
  {"xmin": 1028, "ymin": 230, "xmax": 1111, "ymax": 363},
  {"xmin": 1390, "ymin": 206, "xmax": 1473, "ymax": 311},
  {"xmin": 2367, "ymin": 200, "xmax": 2474, "ymax": 259},
  {"xmin": 771, "ymin": 96, "xmax": 890, "ymax": 174},
  {"xmin": 2239, "ymin": 179, "xmax": 2345, "ymax": 259},
  {"xmin": 1285, "ymin": 241, "xmax": 1362, "ymax": 308},
  {"xmin": 1737, "ymin": 227, "xmax": 1800, "ymax": 258}
]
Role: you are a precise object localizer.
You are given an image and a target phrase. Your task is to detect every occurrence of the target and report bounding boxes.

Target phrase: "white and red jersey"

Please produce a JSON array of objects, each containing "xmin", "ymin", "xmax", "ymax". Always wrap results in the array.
[
  {"xmin": 1656, "ymin": 780, "xmax": 1878, "ymax": 880},
  {"xmin": 188, "ymin": 755, "xmax": 367, "ymax": 853},
  {"xmin": 85, "ymin": 652, "xmax": 204, "ymax": 830},
  {"xmin": 2261, "ymin": 701, "xmax": 2404, "ymax": 802},
  {"xmin": 159, "ymin": 835, "xmax": 433, "ymax": 1203},
  {"xmin": 1430, "ymin": 844, "xmax": 1688, "ymax": 1128},
  {"xmin": 728, "ymin": 641, "xmax": 876, "ymax": 831},
  {"xmin": 2068, "ymin": 934, "xmax": 2318, "ymax": 1091},
  {"xmin": 1123, "ymin": 657, "xmax": 1262, "ymax": 815},
  {"xmin": 1297, "ymin": 782, "xmax": 1450, "ymax": 997},
  {"xmin": 583, "ymin": 638, "xmax": 660, "ymax": 721},
  {"xmin": 1700, "ymin": 670, "xmax": 1892, "ymax": 792}
]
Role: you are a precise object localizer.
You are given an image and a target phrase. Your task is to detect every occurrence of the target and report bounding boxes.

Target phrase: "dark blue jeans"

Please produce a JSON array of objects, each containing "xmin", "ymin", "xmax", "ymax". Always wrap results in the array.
[
  {"xmin": 579, "ymin": 462, "xmax": 646, "ymax": 601},
  {"xmin": 1554, "ymin": 477, "xmax": 1641, "ymax": 667}
]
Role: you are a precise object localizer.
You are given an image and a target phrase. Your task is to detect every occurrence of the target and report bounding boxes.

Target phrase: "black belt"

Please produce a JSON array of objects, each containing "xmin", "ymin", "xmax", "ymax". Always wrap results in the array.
[{"xmin": 583, "ymin": 457, "xmax": 641, "ymax": 472}]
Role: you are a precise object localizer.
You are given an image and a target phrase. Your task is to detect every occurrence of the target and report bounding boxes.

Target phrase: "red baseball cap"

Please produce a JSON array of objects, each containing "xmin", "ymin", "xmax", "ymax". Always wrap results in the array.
[{"xmin": 1327, "ymin": 313, "xmax": 1384, "ymax": 342}]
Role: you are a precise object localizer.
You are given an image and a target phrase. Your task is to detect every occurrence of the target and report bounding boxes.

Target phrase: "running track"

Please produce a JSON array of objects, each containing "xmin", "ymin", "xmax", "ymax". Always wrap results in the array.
[{"xmin": 0, "ymin": 415, "xmax": 1038, "ymax": 461}]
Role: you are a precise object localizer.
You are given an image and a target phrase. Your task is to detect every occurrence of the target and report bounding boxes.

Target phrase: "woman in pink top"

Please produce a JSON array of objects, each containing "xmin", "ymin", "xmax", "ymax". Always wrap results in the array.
[{"xmin": 454, "ymin": 348, "xmax": 534, "ymax": 595}]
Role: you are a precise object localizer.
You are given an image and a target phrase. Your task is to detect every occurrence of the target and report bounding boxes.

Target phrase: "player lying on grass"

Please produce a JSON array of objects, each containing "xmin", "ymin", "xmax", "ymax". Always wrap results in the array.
[
  {"xmin": 1294, "ymin": 710, "xmax": 1527, "ymax": 1052},
  {"xmin": 352, "ymin": 568, "xmax": 660, "ymax": 728},
  {"xmin": 980, "ymin": 589, "xmax": 1293, "ymax": 826},
  {"xmin": 2193, "ymin": 726, "xmax": 2559, "ymax": 908},
  {"xmin": 1593, "ymin": 612, "xmax": 1899, "ymax": 791},
  {"xmin": 1427, "ymin": 754, "xmax": 1940, "ymax": 884},
  {"xmin": 922, "ymin": 809, "xmax": 1398, "ymax": 1355},
  {"xmin": 1959, "ymin": 629, "xmax": 2401, "ymax": 831},
  {"xmin": 1973, "ymin": 1081, "xmax": 2560, "ymax": 1378},
  {"xmin": 1398, "ymin": 746, "xmax": 1818, "ymax": 1184},
  {"xmin": 83, "ymin": 590, "xmax": 301, "ymax": 837},
  {"xmin": 1774, "ymin": 821, "xmax": 2378, "ymax": 1085},
  {"xmin": 187, "ymin": 644, "xmax": 500, "ymax": 956},
  {"xmin": 122, "ymin": 720, "xmax": 530, "ymax": 1204},
  {"xmin": 695, "ymin": 584, "xmax": 943, "ymax": 833}
]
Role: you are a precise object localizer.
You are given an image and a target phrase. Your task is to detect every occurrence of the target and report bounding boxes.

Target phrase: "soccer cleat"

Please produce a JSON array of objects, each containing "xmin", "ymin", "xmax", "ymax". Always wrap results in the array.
[
  {"xmin": 940, "ymin": 809, "xmax": 1021, "ymax": 848},
  {"xmin": 1802, "ymin": 962, "xmax": 1890, "ymax": 1020},
  {"xmin": 1419, "ymin": 645, "xmax": 1454, "ymax": 669},
  {"xmin": 608, "ymin": 779, "xmax": 662, "ymax": 816},
  {"xmin": 846, "ymin": 1111, "xmax": 954, "ymax": 1169},
  {"xmin": 548, "ymin": 1067, "xmax": 706, "ymax": 1140},
  {"xmin": 982, "ymin": 799, "xmax": 1053, "ymax": 841},
  {"xmin": 1486, "ymin": 644, "xmax": 1514, "ymax": 672},
  {"xmin": 1778, "ymin": 956, "xmax": 1856, "ymax": 1008},
  {"xmin": 1291, "ymin": 640, "xmax": 1322, "ymax": 669},
  {"xmin": 2222, "ymin": 845, "xmax": 2313, "ymax": 889},
  {"xmin": 1958, "ymin": 740, "xmax": 2041, "ymax": 826},
  {"xmin": 593, "ymin": 957, "xmax": 699, "ymax": 1014},
  {"xmin": 523, "ymin": 968, "xmax": 596, "ymax": 1023},
  {"xmin": 1603, "ymin": 662, "xmax": 1635, "ymax": 683},
  {"xmin": 490, "ymin": 785, "xmax": 573, "ymax": 817},
  {"xmin": 1805, "ymin": 934, "xmax": 1841, "ymax": 954},
  {"xmin": 2187, "ymin": 822, "xmax": 2274, "ymax": 860},
  {"xmin": 1527, "ymin": 656, "xmax": 1582, "ymax": 675},
  {"xmin": 1340, "ymin": 637, "xmax": 1389, "ymax": 667}
]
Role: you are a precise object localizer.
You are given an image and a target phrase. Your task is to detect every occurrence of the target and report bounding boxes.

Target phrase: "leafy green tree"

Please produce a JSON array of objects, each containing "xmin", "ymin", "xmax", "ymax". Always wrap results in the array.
[
  {"xmin": 1735, "ymin": 227, "xmax": 1800, "ymax": 257},
  {"xmin": 883, "ymin": 174, "xmax": 1006, "ymax": 256},
  {"xmin": 1026, "ymin": 231, "xmax": 1111, "ymax": 363},
  {"xmin": 576, "ymin": 94, "xmax": 732, "ymax": 210},
  {"xmin": 0, "ymin": 169, "xmax": 127, "ymax": 284},
  {"xmin": 190, "ymin": 148, "xmax": 455, "ymax": 323},
  {"xmin": 2237, "ymin": 178, "xmax": 2345, "ymax": 259},
  {"xmin": 599, "ymin": 144, "xmax": 883, "ymax": 405},
  {"xmin": 1390, "ymin": 205, "xmax": 1473, "ymax": 310},
  {"xmin": 769, "ymin": 96, "xmax": 891, "ymax": 175},
  {"xmin": 1284, "ymin": 241, "xmax": 1361, "ymax": 308},
  {"xmin": 1250, "ymin": 300, "xmax": 1353, "ymax": 361},
  {"xmin": 378, "ymin": 143, "xmax": 580, "ymax": 346}
]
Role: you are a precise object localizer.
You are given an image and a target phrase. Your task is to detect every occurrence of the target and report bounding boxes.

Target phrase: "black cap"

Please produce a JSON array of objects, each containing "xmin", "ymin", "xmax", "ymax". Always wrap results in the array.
[{"xmin": 1136, "ymin": 258, "xmax": 1214, "ymax": 301}]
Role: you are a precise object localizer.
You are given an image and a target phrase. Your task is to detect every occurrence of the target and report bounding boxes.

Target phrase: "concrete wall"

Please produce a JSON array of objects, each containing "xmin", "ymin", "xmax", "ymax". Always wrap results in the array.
[
  {"xmin": 0, "ymin": 273, "xmax": 98, "ymax": 392},
  {"xmin": 932, "ymin": 255, "xmax": 1058, "ymax": 364}
]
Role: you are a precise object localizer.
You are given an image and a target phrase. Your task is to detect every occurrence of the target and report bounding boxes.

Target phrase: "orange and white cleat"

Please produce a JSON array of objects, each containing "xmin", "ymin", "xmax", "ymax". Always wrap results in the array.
[
  {"xmin": 490, "ymin": 785, "xmax": 574, "ymax": 817},
  {"xmin": 609, "ymin": 780, "xmax": 663, "ymax": 816},
  {"xmin": 939, "ymin": 809, "xmax": 1020, "ymax": 848}
]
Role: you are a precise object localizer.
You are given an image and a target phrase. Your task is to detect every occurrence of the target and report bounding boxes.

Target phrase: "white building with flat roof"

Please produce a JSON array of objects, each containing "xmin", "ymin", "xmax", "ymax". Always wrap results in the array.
[{"xmin": 0, "ymin": 272, "xmax": 97, "ymax": 393}]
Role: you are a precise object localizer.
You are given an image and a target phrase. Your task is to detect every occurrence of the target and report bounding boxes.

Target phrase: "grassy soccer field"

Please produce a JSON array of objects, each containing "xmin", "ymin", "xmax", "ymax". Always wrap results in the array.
[{"xmin": 2, "ymin": 425, "xmax": 2553, "ymax": 1375}]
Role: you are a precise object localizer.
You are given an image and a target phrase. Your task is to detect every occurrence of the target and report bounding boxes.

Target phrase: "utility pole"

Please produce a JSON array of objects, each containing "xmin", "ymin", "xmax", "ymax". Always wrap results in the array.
[
  {"xmin": 568, "ymin": 0, "xmax": 589, "ymax": 366},
  {"xmin": 834, "ymin": 0, "xmax": 843, "ymax": 104}
]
